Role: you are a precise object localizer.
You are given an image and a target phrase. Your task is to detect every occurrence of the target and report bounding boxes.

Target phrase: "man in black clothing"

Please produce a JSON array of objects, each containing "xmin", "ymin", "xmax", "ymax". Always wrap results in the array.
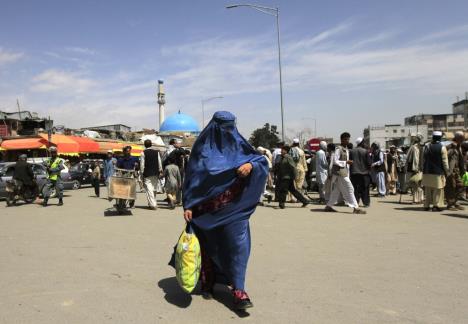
[
  {"xmin": 13, "ymin": 154, "xmax": 34, "ymax": 188},
  {"xmin": 350, "ymin": 138, "xmax": 371, "ymax": 207},
  {"xmin": 140, "ymin": 140, "xmax": 162, "ymax": 210},
  {"xmin": 276, "ymin": 145, "xmax": 310, "ymax": 209}
]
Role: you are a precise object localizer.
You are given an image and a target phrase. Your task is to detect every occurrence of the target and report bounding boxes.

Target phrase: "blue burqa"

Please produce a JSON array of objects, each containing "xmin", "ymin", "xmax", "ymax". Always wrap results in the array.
[{"xmin": 183, "ymin": 111, "xmax": 268, "ymax": 290}]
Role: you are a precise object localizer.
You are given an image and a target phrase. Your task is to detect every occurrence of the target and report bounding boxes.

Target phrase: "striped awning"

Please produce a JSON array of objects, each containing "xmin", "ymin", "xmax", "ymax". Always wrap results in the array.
[
  {"xmin": 96, "ymin": 141, "xmax": 124, "ymax": 154},
  {"xmin": 69, "ymin": 136, "xmax": 100, "ymax": 153},
  {"xmin": 129, "ymin": 144, "xmax": 143, "ymax": 156},
  {"xmin": 39, "ymin": 134, "xmax": 80, "ymax": 155}
]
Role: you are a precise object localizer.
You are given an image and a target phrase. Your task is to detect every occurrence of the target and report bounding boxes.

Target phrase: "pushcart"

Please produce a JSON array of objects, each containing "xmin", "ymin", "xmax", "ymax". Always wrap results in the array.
[{"xmin": 108, "ymin": 168, "xmax": 137, "ymax": 214}]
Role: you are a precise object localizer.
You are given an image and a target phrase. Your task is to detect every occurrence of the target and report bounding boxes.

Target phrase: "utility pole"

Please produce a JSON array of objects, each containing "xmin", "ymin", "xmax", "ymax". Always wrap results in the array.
[{"xmin": 16, "ymin": 99, "xmax": 22, "ymax": 121}]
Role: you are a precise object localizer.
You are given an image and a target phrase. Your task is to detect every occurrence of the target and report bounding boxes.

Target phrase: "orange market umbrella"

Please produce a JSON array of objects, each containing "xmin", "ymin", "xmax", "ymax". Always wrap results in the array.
[
  {"xmin": 39, "ymin": 134, "xmax": 80, "ymax": 155},
  {"xmin": 1, "ymin": 137, "xmax": 49, "ymax": 150}
]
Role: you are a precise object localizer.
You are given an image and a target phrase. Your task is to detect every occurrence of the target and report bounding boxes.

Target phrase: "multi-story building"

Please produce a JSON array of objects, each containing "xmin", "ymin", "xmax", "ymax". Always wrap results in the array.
[
  {"xmin": 363, "ymin": 124, "xmax": 428, "ymax": 148},
  {"xmin": 404, "ymin": 113, "xmax": 464, "ymax": 138},
  {"xmin": 452, "ymin": 98, "xmax": 468, "ymax": 129}
]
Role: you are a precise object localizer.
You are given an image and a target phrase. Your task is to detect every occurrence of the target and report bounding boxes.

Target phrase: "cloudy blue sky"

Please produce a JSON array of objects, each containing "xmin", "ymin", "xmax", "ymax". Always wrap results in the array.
[{"xmin": 1, "ymin": 0, "xmax": 468, "ymax": 141}]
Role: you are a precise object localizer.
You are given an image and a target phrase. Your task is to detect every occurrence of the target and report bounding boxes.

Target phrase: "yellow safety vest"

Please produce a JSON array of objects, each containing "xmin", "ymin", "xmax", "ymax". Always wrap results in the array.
[{"xmin": 47, "ymin": 157, "xmax": 63, "ymax": 181}]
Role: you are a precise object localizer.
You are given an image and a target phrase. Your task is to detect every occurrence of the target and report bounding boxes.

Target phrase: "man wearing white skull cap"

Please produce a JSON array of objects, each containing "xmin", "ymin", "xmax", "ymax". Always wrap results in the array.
[
  {"xmin": 422, "ymin": 131, "xmax": 449, "ymax": 211},
  {"xmin": 315, "ymin": 141, "xmax": 328, "ymax": 202},
  {"xmin": 290, "ymin": 139, "xmax": 308, "ymax": 196}
]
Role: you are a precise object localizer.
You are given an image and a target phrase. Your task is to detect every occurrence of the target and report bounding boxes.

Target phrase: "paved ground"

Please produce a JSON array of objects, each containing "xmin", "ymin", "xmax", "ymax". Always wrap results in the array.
[{"xmin": 1, "ymin": 187, "xmax": 468, "ymax": 323}]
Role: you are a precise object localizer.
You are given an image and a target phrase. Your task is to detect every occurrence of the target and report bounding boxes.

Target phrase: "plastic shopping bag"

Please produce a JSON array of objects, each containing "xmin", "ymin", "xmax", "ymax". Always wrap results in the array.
[{"xmin": 175, "ymin": 223, "xmax": 201, "ymax": 293}]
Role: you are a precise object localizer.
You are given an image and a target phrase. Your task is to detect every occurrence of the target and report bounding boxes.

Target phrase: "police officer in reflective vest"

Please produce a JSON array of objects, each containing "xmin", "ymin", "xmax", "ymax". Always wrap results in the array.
[{"xmin": 43, "ymin": 146, "xmax": 65, "ymax": 207}]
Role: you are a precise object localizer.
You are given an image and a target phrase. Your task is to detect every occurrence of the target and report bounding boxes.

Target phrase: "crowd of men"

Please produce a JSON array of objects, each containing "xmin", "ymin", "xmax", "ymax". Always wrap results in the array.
[
  {"xmin": 256, "ymin": 130, "xmax": 468, "ymax": 213},
  {"xmin": 100, "ymin": 138, "xmax": 188, "ymax": 210},
  {"xmin": 10, "ymin": 130, "xmax": 468, "ymax": 213}
]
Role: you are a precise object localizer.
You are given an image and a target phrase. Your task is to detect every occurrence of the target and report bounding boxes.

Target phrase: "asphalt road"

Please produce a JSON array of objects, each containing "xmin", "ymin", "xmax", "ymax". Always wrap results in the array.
[{"xmin": 1, "ymin": 188, "xmax": 467, "ymax": 323}]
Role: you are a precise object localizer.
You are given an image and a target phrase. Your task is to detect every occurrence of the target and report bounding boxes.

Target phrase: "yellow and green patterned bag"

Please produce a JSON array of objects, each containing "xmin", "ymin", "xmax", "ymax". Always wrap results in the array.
[{"xmin": 175, "ymin": 223, "xmax": 201, "ymax": 293}]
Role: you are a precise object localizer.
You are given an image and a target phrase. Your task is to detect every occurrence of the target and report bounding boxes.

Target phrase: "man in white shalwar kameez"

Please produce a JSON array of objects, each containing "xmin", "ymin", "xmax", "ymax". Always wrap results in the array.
[{"xmin": 324, "ymin": 132, "xmax": 366, "ymax": 214}]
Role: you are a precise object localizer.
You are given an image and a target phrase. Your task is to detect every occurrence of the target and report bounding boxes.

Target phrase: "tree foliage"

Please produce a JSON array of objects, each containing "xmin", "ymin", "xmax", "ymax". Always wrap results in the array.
[{"xmin": 249, "ymin": 123, "xmax": 280, "ymax": 149}]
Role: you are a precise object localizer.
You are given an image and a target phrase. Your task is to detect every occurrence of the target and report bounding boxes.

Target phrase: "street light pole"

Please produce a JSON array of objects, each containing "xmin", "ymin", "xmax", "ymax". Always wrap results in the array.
[
  {"xmin": 275, "ymin": 9, "xmax": 285, "ymax": 142},
  {"xmin": 201, "ymin": 96, "xmax": 223, "ymax": 127},
  {"xmin": 226, "ymin": 3, "xmax": 285, "ymax": 142}
]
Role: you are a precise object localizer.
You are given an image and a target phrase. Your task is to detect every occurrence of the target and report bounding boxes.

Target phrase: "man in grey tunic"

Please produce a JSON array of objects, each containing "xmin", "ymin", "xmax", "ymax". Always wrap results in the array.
[
  {"xmin": 164, "ymin": 158, "xmax": 182, "ymax": 209},
  {"xmin": 315, "ymin": 141, "xmax": 328, "ymax": 203}
]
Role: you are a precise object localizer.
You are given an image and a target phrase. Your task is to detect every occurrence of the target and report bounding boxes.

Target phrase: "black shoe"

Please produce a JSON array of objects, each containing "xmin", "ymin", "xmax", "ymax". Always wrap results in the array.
[
  {"xmin": 57, "ymin": 199, "xmax": 63, "ymax": 206},
  {"xmin": 267, "ymin": 195, "xmax": 272, "ymax": 204},
  {"xmin": 42, "ymin": 199, "xmax": 48, "ymax": 207},
  {"xmin": 233, "ymin": 289, "xmax": 253, "ymax": 310},
  {"xmin": 202, "ymin": 289, "xmax": 214, "ymax": 300},
  {"xmin": 353, "ymin": 208, "xmax": 366, "ymax": 214},
  {"xmin": 279, "ymin": 204, "xmax": 285, "ymax": 209},
  {"xmin": 301, "ymin": 201, "xmax": 309, "ymax": 208},
  {"xmin": 432, "ymin": 206, "xmax": 443, "ymax": 212}
]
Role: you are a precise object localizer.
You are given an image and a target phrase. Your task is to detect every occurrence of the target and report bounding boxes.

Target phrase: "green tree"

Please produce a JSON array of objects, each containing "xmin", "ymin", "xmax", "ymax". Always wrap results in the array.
[{"xmin": 249, "ymin": 123, "xmax": 280, "ymax": 149}]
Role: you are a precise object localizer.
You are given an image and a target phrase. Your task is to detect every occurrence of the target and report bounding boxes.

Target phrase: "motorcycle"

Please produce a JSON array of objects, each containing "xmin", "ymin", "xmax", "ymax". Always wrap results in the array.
[{"xmin": 6, "ymin": 179, "xmax": 38, "ymax": 206}]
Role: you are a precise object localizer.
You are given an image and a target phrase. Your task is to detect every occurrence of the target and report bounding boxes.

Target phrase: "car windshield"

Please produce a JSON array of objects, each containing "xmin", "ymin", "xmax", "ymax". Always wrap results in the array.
[{"xmin": 70, "ymin": 164, "xmax": 81, "ymax": 172}]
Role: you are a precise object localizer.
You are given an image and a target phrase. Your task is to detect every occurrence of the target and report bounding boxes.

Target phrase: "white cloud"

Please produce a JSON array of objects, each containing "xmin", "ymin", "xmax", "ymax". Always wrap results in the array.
[
  {"xmin": 65, "ymin": 47, "xmax": 96, "ymax": 55},
  {"xmin": 10, "ymin": 21, "xmax": 468, "ymax": 139},
  {"xmin": 151, "ymin": 21, "xmax": 468, "ymax": 111},
  {"xmin": 0, "ymin": 48, "xmax": 24, "ymax": 65},
  {"xmin": 30, "ymin": 69, "xmax": 96, "ymax": 94}
]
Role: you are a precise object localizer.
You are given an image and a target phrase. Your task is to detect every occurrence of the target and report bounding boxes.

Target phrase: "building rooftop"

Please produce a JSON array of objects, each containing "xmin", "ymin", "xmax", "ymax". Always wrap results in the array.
[
  {"xmin": 453, "ymin": 99, "xmax": 468, "ymax": 107},
  {"xmin": 83, "ymin": 124, "xmax": 131, "ymax": 129}
]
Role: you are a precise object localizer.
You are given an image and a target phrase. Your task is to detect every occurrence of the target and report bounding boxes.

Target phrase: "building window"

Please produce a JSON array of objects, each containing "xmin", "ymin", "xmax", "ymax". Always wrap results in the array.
[{"xmin": 393, "ymin": 129, "xmax": 397, "ymax": 133}]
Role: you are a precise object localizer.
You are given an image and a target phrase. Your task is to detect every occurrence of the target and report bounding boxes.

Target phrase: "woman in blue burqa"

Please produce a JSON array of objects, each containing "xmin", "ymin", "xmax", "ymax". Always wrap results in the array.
[{"xmin": 183, "ymin": 111, "xmax": 268, "ymax": 310}]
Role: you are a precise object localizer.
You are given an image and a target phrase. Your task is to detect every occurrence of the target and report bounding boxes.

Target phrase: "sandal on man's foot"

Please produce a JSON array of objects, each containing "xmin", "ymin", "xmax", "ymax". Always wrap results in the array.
[
  {"xmin": 324, "ymin": 206, "xmax": 337, "ymax": 212},
  {"xmin": 232, "ymin": 289, "xmax": 253, "ymax": 310},
  {"xmin": 353, "ymin": 208, "xmax": 366, "ymax": 214}
]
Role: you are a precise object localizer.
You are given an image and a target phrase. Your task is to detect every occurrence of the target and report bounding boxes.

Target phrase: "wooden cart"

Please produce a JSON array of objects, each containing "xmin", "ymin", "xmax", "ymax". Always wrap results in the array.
[{"xmin": 108, "ymin": 168, "xmax": 137, "ymax": 200}]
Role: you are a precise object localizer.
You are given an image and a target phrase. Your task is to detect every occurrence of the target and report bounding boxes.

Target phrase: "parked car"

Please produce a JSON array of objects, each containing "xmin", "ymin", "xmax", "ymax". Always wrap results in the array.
[
  {"xmin": 68, "ymin": 160, "xmax": 105, "ymax": 190},
  {"xmin": 0, "ymin": 162, "xmax": 74, "ymax": 199}
]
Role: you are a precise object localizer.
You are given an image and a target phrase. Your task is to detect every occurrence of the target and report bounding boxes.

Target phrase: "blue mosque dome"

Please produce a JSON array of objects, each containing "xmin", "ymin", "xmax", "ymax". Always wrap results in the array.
[{"xmin": 160, "ymin": 111, "xmax": 200, "ymax": 134}]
